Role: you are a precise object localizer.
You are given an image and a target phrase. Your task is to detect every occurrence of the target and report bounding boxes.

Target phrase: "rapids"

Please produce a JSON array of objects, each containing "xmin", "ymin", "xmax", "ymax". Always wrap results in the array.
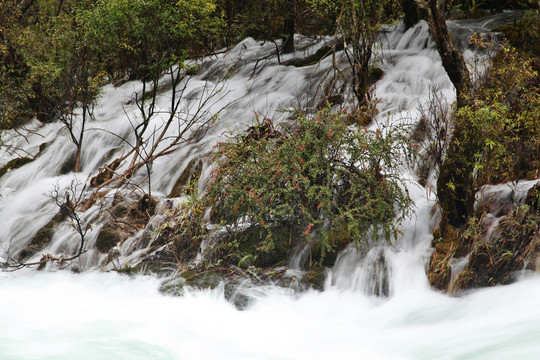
[
  {"xmin": 1, "ymin": 271, "xmax": 540, "ymax": 359},
  {"xmin": 1, "ymin": 12, "xmax": 538, "ymax": 358}
]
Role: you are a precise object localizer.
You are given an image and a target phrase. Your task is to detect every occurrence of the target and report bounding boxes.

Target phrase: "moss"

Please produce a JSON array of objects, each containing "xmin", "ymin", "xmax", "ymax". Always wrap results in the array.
[
  {"xmin": 110, "ymin": 202, "xmax": 130, "ymax": 218},
  {"xmin": 168, "ymin": 159, "xmax": 203, "ymax": 198},
  {"xmin": 0, "ymin": 157, "xmax": 34, "ymax": 178},
  {"xmin": 283, "ymin": 43, "xmax": 345, "ymax": 67},
  {"xmin": 95, "ymin": 226, "xmax": 119, "ymax": 253},
  {"xmin": 427, "ymin": 225, "xmax": 467, "ymax": 291},
  {"xmin": 303, "ymin": 266, "xmax": 327, "ymax": 291},
  {"xmin": 59, "ymin": 154, "xmax": 76, "ymax": 174},
  {"xmin": 18, "ymin": 212, "xmax": 65, "ymax": 260}
]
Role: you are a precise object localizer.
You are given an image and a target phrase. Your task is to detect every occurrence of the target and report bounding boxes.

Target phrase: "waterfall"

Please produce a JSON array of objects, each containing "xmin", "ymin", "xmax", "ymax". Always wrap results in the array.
[
  {"xmin": 1, "ymin": 12, "xmax": 540, "ymax": 359},
  {"xmin": 0, "ymin": 12, "xmax": 529, "ymax": 278}
]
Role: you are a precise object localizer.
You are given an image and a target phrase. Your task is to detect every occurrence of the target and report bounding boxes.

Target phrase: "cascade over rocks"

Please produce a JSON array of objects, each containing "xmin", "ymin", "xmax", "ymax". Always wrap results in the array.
[{"xmin": 0, "ymin": 9, "xmax": 536, "ymax": 301}]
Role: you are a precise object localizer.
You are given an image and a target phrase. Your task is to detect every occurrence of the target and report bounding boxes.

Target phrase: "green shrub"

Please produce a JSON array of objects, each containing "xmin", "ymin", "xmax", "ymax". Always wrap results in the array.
[
  {"xmin": 457, "ymin": 47, "xmax": 540, "ymax": 185},
  {"xmin": 206, "ymin": 108, "xmax": 412, "ymax": 257}
]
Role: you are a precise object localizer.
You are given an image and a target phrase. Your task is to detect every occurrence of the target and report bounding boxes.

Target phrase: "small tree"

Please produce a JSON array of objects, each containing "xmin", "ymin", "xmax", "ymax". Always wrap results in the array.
[
  {"xmin": 80, "ymin": 0, "xmax": 226, "ymax": 196},
  {"xmin": 206, "ymin": 108, "xmax": 412, "ymax": 259},
  {"xmin": 308, "ymin": 0, "xmax": 400, "ymax": 105}
]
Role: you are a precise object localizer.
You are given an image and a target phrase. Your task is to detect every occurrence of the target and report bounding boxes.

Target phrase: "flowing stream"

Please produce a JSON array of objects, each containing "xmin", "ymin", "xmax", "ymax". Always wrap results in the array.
[{"xmin": 1, "ymin": 13, "xmax": 539, "ymax": 358}]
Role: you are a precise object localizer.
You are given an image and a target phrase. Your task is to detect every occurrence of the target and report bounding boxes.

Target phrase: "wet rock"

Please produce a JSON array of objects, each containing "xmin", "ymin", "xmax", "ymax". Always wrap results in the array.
[
  {"xmin": 435, "ymin": 200, "xmax": 540, "ymax": 293},
  {"xmin": 134, "ymin": 194, "xmax": 157, "ymax": 218},
  {"xmin": 96, "ymin": 226, "xmax": 119, "ymax": 253},
  {"xmin": 59, "ymin": 153, "xmax": 76, "ymax": 174},
  {"xmin": 18, "ymin": 212, "xmax": 65, "ymax": 261},
  {"xmin": 303, "ymin": 266, "xmax": 327, "ymax": 291},
  {"xmin": 110, "ymin": 201, "xmax": 130, "ymax": 218},
  {"xmin": 365, "ymin": 250, "xmax": 389, "ymax": 297},
  {"xmin": 94, "ymin": 195, "xmax": 157, "ymax": 254},
  {"xmin": 0, "ymin": 157, "xmax": 34, "ymax": 178},
  {"xmin": 428, "ymin": 225, "xmax": 471, "ymax": 291},
  {"xmin": 282, "ymin": 43, "xmax": 345, "ymax": 67}
]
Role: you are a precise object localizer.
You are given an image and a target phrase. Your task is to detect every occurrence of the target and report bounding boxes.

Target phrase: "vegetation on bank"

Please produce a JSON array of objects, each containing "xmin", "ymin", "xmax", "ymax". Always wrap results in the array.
[{"xmin": 430, "ymin": 15, "xmax": 540, "ymax": 292}]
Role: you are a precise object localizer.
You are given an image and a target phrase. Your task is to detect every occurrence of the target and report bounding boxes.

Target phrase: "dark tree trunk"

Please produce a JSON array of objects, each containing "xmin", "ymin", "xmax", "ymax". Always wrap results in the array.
[
  {"xmin": 282, "ymin": 0, "xmax": 296, "ymax": 53},
  {"xmin": 428, "ymin": 0, "xmax": 471, "ymax": 104},
  {"xmin": 400, "ymin": 0, "xmax": 420, "ymax": 29},
  {"xmin": 426, "ymin": 0, "xmax": 473, "ymax": 234}
]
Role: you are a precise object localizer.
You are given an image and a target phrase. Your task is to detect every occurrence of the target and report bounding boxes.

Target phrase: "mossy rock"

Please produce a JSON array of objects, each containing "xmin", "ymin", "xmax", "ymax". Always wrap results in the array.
[
  {"xmin": 453, "ymin": 241, "xmax": 519, "ymax": 290},
  {"xmin": 110, "ymin": 201, "xmax": 131, "ymax": 218},
  {"xmin": 444, "ymin": 203, "xmax": 540, "ymax": 292},
  {"xmin": 427, "ymin": 225, "xmax": 466, "ymax": 291},
  {"xmin": 128, "ymin": 253, "xmax": 177, "ymax": 277},
  {"xmin": 283, "ymin": 42, "xmax": 345, "ymax": 67},
  {"xmin": 38, "ymin": 142, "xmax": 52, "ymax": 156},
  {"xmin": 525, "ymin": 182, "xmax": 540, "ymax": 212},
  {"xmin": 59, "ymin": 154, "xmax": 76, "ymax": 174},
  {"xmin": 160, "ymin": 269, "xmax": 252, "ymax": 309},
  {"xmin": 135, "ymin": 194, "xmax": 157, "ymax": 217},
  {"xmin": 168, "ymin": 159, "xmax": 203, "ymax": 198},
  {"xmin": 369, "ymin": 67, "xmax": 384, "ymax": 84},
  {"xmin": 160, "ymin": 269, "xmax": 225, "ymax": 296},
  {"xmin": 313, "ymin": 223, "xmax": 352, "ymax": 267},
  {"xmin": 18, "ymin": 212, "xmax": 65, "ymax": 260},
  {"xmin": 303, "ymin": 266, "xmax": 327, "ymax": 291},
  {"xmin": 90, "ymin": 158, "xmax": 122, "ymax": 187},
  {"xmin": 121, "ymin": 194, "xmax": 157, "ymax": 224},
  {"xmin": 96, "ymin": 226, "xmax": 119, "ymax": 253},
  {"xmin": 327, "ymin": 95, "xmax": 344, "ymax": 106},
  {"xmin": 0, "ymin": 157, "xmax": 34, "ymax": 178}
]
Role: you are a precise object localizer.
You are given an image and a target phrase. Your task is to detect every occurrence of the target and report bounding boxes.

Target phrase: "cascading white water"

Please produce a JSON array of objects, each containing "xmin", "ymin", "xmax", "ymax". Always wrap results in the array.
[
  {"xmin": 1, "ymin": 13, "xmax": 540, "ymax": 358},
  {"xmin": 0, "ymin": 34, "xmax": 333, "ymax": 269}
]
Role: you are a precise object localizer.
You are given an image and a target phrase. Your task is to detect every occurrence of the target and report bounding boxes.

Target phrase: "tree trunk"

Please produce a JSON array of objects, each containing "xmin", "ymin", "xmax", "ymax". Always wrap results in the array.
[
  {"xmin": 427, "ymin": 0, "xmax": 470, "ymax": 104},
  {"xmin": 74, "ymin": 144, "xmax": 82, "ymax": 173},
  {"xmin": 400, "ymin": 0, "xmax": 420, "ymax": 29},
  {"xmin": 426, "ymin": 0, "xmax": 473, "ymax": 234},
  {"xmin": 282, "ymin": 0, "xmax": 296, "ymax": 53}
]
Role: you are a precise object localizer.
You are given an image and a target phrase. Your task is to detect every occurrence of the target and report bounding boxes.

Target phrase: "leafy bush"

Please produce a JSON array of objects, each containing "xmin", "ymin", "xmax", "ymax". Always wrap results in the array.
[
  {"xmin": 458, "ymin": 47, "xmax": 540, "ymax": 184},
  {"xmin": 437, "ymin": 45, "xmax": 540, "ymax": 227},
  {"xmin": 206, "ymin": 109, "xmax": 412, "ymax": 257}
]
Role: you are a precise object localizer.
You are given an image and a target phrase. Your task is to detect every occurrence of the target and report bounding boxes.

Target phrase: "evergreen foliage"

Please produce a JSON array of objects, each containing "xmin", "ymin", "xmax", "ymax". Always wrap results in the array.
[{"xmin": 206, "ymin": 109, "xmax": 412, "ymax": 256}]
